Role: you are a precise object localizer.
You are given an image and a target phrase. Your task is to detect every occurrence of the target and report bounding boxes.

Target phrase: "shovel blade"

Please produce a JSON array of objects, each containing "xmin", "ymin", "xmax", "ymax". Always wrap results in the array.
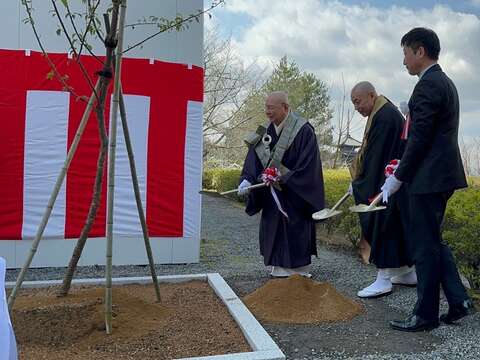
[
  {"xmin": 198, "ymin": 190, "xmax": 223, "ymax": 198},
  {"xmin": 312, "ymin": 208, "xmax": 342, "ymax": 220},
  {"xmin": 349, "ymin": 204, "xmax": 387, "ymax": 213}
]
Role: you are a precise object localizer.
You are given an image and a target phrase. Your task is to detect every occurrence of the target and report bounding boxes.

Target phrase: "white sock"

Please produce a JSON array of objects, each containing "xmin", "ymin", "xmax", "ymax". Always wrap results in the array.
[
  {"xmin": 377, "ymin": 269, "xmax": 391, "ymax": 281},
  {"xmin": 292, "ymin": 264, "xmax": 311, "ymax": 273},
  {"xmin": 363, "ymin": 269, "xmax": 392, "ymax": 290},
  {"xmin": 390, "ymin": 267, "xmax": 417, "ymax": 284},
  {"xmin": 270, "ymin": 266, "xmax": 292, "ymax": 277},
  {"xmin": 386, "ymin": 266, "xmax": 414, "ymax": 278},
  {"xmin": 357, "ymin": 269, "xmax": 392, "ymax": 297}
]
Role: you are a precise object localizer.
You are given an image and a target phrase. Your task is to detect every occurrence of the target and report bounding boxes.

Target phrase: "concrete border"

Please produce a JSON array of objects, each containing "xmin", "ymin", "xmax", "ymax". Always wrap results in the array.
[{"xmin": 6, "ymin": 273, "xmax": 285, "ymax": 360}]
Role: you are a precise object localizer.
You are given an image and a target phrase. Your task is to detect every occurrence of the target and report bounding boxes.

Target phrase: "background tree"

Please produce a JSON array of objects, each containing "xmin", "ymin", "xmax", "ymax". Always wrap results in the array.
[
  {"xmin": 459, "ymin": 136, "xmax": 480, "ymax": 177},
  {"xmin": 202, "ymin": 27, "xmax": 263, "ymax": 166},
  {"xmin": 330, "ymin": 73, "xmax": 355, "ymax": 168},
  {"xmin": 217, "ymin": 56, "xmax": 334, "ymax": 166},
  {"xmin": 263, "ymin": 56, "xmax": 333, "ymax": 137}
]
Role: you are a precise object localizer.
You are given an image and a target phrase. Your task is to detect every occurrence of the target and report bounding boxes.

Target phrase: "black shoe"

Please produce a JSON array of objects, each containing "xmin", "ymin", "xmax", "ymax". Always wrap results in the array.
[
  {"xmin": 440, "ymin": 299, "xmax": 476, "ymax": 324},
  {"xmin": 389, "ymin": 314, "xmax": 439, "ymax": 332}
]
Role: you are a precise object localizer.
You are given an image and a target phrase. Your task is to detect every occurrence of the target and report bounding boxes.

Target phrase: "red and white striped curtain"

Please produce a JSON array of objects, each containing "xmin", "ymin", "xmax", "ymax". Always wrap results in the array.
[{"xmin": 0, "ymin": 49, "xmax": 203, "ymax": 240}]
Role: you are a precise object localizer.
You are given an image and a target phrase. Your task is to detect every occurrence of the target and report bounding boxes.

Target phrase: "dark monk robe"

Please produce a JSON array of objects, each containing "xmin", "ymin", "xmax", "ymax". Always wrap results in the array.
[
  {"xmin": 350, "ymin": 96, "xmax": 412, "ymax": 268},
  {"xmin": 240, "ymin": 111, "xmax": 325, "ymax": 269}
]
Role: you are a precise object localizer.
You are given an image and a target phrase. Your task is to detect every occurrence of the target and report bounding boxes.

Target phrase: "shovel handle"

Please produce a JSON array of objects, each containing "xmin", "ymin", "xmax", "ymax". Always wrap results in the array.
[
  {"xmin": 331, "ymin": 192, "xmax": 351, "ymax": 211},
  {"xmin": 220, "ymin": 182, "xmax": 267, "ymax": 195},
  {"xmin": 368, "ymin": 192, "xmax": 383, "ymax": 208}
]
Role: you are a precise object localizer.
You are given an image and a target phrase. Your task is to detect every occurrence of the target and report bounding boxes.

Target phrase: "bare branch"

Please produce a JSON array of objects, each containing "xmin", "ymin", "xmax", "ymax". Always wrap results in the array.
[
  {"xmin": 51, "ymin": 0, "xmax": 98, "ymax": 99},
  {"xmin": 123, "ymin": 0, "xmax": 225, "ymax": 54},
  {"xmin": 21, "ymin": 0, "xmax": 84, "ymax": 101},
  {"xmin": 65, "ymin": 0, "xmax": 104, "ymax": 63},
  {"xmin": 88, "ymin": 0, "xmax": 106, "ymax": 44}
]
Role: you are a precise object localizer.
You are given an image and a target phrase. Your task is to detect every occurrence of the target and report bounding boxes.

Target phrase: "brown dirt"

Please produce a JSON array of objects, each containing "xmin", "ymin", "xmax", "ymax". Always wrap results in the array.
[
  {"xmin": 10, "ymin": 281, "xmax": 251, "ymax": 359},
  {"xmin": 243, "ymin": 274, "xmax": 364, "ymax": 324}
]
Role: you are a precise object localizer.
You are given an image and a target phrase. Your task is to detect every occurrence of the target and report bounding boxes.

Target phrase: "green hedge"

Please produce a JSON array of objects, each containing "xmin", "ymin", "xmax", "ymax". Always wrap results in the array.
[
  {"xmin": 320, "ymin": 169, "xmax": 361, "ymax": 244},
  {"xmin": 203, "ymin": 167, "xmax": 480, "ymax": 289},
  {"xmin": 203, "ymin": 168, "xmax": 242, "ymax": 193},
  {"xmin": 443, "ymin": 188, "xmax": 480, "ymax": 289}
]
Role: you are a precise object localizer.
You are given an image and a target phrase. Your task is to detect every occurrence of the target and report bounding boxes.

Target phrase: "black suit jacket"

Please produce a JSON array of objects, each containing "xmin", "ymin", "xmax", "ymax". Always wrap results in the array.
[{"xmin": 395, "ymin": 64, "xmax": 467, "ymax": 194}]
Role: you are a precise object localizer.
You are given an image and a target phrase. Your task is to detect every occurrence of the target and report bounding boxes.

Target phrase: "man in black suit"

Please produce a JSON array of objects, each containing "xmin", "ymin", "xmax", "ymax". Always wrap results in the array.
[{"xmin": 381, "ymin": 27, "xmax": 475, "ymax": 332}]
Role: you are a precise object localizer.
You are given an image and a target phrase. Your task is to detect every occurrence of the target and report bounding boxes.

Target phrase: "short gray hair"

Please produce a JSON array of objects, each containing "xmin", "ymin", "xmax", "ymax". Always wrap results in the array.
[
  {"xmin": 351, "ymin": 81, "xmax": 377, "ymax": 96},
  {"xmin": 267, "ymin": 91, "xmax": 289, "ymax": 105}
]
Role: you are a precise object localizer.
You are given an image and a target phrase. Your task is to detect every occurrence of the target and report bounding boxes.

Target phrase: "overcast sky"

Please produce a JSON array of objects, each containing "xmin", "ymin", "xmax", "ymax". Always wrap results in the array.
[{"xmin": 209, "ymin": 0, "xmax": 480, "ymax": 141}]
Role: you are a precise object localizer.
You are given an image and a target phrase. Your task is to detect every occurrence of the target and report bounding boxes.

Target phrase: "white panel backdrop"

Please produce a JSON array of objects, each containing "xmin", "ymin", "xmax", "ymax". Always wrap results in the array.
[{"xmin": 0, "ymin": 0, "xmax": 204, "ymax": 268}]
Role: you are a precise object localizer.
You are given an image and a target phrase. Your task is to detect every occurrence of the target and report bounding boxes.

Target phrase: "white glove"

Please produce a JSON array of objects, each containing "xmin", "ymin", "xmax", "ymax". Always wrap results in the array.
[
  {"xmin": 237, "ymin": 179, "xmax": 251, "ymax": 196},
  {"xmin": 348, "ymin": 182, "xmax": 353, "ymax": 196},
  {"xmin": 381, "ymin": 175, "xmax": 402, "ymax": 203}
]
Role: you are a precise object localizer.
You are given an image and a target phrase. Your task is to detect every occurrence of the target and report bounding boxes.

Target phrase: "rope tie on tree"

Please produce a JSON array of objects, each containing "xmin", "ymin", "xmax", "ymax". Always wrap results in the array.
[
  {"xmin": 96, "ymin": 68, "xmax": 113, "ymax": 78},
  {"xmin": 104, "ymin": 38, "xmax": 118, "ymax": 49}
]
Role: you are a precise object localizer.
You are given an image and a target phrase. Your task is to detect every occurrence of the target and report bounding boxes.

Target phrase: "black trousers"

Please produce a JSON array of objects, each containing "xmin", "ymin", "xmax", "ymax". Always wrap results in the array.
[{"xmin": 407, "ymin": 190, "xmax": 468, "ymax": 321}]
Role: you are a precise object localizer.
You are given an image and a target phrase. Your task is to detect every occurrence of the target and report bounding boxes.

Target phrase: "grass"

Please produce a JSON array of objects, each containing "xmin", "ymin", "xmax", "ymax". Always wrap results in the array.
[{"xmin": 468, "ymin": 176, "xmax": 480, "ymax": 187}]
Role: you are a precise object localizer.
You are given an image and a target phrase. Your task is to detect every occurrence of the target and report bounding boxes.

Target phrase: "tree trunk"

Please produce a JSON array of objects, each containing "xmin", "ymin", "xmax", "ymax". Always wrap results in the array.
[
  {"xmin": 57, "ymin": 89, "xmax": 109, "ymax": 297},
  {"xmin": 57, "ymin": 1, "xmax": 121, "ymax": 298},
  {"xmin": 105, "ymin": 0, "xmax": 127, "ymax": 334}
]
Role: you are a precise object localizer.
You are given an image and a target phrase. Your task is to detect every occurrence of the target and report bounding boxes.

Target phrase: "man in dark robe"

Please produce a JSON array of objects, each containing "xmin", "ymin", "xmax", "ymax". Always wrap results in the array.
[
  {"xmin": 350, "ymin": 81, "xmax": 416, "ymax": 298},
  {"xmin": 382, "ymin": 27, "xmax": 474, "ymax": 332},
  {"xmin": 238, "ymin": 91, "xmax": 325, "ymax": 277}
]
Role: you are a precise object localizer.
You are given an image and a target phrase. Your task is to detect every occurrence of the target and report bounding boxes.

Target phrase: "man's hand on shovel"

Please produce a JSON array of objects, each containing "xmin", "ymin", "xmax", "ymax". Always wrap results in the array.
[
  {"xmin": 381, "ymin": 159, "xmax": 403, "ymax": 203},
  {"xmin": 381, "ymin": 174, "xmax": 402, "ymax": 203},
  {"xmin": 198, "ymin": 181, "xmax": 266, "ymax": 197},
  {"xmin": 237, "ymin": 179, "xmax": 252, "ymax": 196},
  {"xmin": 218, "ymin": 182, "xmax": 266, "ymax": 196}
]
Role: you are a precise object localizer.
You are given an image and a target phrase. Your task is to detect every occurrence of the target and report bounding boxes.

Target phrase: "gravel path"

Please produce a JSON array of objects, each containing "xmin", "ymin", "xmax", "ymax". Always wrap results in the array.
[{"xmin": 6, "ymin": 194, "xmax": 480, "ymax": 359}]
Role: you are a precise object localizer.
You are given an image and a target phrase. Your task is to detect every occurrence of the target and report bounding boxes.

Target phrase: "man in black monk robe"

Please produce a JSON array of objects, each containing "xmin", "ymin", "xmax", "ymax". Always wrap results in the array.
[
  {"xmin": 350, "ymin": 81, "xmax": 416, "ymax": 298},
  {"xmin": 238, "ymin": 91, "xmax": 325, "ymax": 278}
]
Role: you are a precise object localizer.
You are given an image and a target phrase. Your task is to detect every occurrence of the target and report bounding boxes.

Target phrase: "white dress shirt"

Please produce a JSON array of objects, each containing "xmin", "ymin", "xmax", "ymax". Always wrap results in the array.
[
  {"xmin": 274, "ymin": 111, "xmax": 290, "ymax": 136},
  {"xmin": 418, "ymin": 63, "xmax": 437, "ymax": 80}
]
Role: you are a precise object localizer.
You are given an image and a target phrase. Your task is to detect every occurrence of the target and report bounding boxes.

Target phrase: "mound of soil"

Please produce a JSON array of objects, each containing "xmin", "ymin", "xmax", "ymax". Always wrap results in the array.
[
  {"xmin": 244, "ymin": 275, "xmax": 363, "ymax": 324},
  {"xmin": 10, "ymin": 281, "xmax": 250, "ymax": 359}
]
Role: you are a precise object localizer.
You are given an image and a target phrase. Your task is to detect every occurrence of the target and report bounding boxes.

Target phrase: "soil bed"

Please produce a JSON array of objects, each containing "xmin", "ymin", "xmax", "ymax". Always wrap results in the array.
[{"xmin": 10, "ymin": 280, "xmax": 251, "ymax": 360}]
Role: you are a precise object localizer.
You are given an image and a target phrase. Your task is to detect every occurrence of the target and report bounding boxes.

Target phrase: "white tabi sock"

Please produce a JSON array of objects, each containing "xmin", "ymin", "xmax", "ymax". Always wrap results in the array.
[
  {"xmin": 291, "ymin": 264, "xmax": 312, "ymax": 278},
  {"xmin": 271, "ymin": 265, "xmax": 312, "ymax": 278},
  {"xmin": 390, "ymin": 266, "xmax": 417, "ymax": 286},
  {"xmin": 270, "ymin": 266, "xmax": 292, "ymax": 278},
  {"xmin": 357, "ymin": 269, "xmax": 393, "ymax": 298},
  {"xmin": 386, "ymin": 266, "xmax": 412, "ymax": 278}
]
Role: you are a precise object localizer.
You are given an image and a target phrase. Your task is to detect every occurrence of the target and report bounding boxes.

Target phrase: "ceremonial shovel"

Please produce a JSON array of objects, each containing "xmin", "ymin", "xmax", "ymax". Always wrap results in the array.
[
  {"xmin": 349, "ymin": 192, "xmax": 386, "ymax": 213},
  {"xmin": 199, "ymin": 182, "xmax": 268, "ymax": 197},
  {"xmin": 312, "ymin": 192, "xmax": 350, "ymax": 220},
  {"xmin": 220, "ymin": 182, "xmax": 267, "ymax": 195}
]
